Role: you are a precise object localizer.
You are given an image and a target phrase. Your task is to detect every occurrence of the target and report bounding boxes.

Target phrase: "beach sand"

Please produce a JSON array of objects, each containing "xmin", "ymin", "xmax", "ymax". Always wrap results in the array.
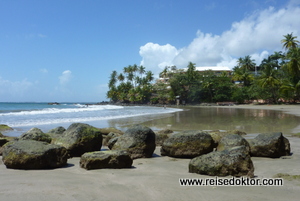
[{"xmin": 1, "ymin": 105, "xmax": 300, "ymax": 201}]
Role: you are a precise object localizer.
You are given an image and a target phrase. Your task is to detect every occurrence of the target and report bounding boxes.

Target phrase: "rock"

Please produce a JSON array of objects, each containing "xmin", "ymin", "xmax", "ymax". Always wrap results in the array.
[
  {"xmin": 160, "ymin": 131, "xmax": 215, "ymax": 158},
  {"xmin": 2, "ymin": 140, "xmax": 68, "ymax": 169},
  {"xmin": 155, "ymin": 133, "xmax": 170, "ymax": 146},
  {"xmin": 248, "ymin": 132, "xmax": 290, "ymax": 158},
  {"xmin": 80, "ymin": 150, "xmax": 133, "ymax": 170},
  {"xmin": 98, "ymin": 127, "xmax": 123, "ymax": 135},
  {"xmin": 0, "ymin": 124, "xmax": 13, "ymax": 132},
  {"xmin": 189, "ymin": 146, "xmax": 254, "ymax": 177},
  {"xmin": 157, "ymin": 129, "xmax": 173, "ymax": 135},
  {"xmin": 19, "ymin": 128, "xmax": 52, "ymax": 143},
  {"xmin": 110, "ymin": 125, "xmax": 156, "ymax": 159},
  {"xmin": 52, "ymin": 123, "xmax": 103, "ymax": 157},
  {"xmin": 208, "ymin": 130, "xmax": 246, "ymax": 144},
  {"xmin": 107, "ymin": 137, "xmax": 119, "ymax": 149},
  {"xmin": 48, "ymin": 126, "xmax": 66, "ymax": 135},
  {"xmin": 217, "ymin": 134, "xmax": 250, "ymax": 153},
  {"xmin": 103, "ymin": 132, "xmax": 122, "ymax": 146}
]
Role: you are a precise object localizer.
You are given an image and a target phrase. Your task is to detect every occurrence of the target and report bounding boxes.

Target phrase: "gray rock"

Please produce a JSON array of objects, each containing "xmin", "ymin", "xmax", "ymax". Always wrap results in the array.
[
  {"xmin": 189, "ymin": 146, "xmax": 254, "ymax": 177},
  {"xmin": 110, "ymin": 125, "xmax": 156, "ymax": 159},
  {"xmin": 80, "ymin": 150, "xmax": 132, "ymax": 170},
  {"xmin": 217, "ymin": 134, "xmax": 250, "ymax": 153},
  {"xmin": 248, "ymin": 132, "xmax": 290, "ymax": 158},
  {"xmin": 19, "ymin": 127, "xmax": 52, "ymax": 143},
  {"xmin": 2, "ymin": 140, "xmax": 68, "ymax": 169},
  {"xmin": 161, "ymin": 130, "xmax": 215, "ymax": 158},
  {"xmin": 103, "ymin": 132, "xmax": 122, "ymax": 146},
  {"xmin": 48, "ymin": 126, "xmax": 66, "ymax": 135},
  {"xmin": 52, "ymin": 123, "xmax": 103, "ymax": 157}
]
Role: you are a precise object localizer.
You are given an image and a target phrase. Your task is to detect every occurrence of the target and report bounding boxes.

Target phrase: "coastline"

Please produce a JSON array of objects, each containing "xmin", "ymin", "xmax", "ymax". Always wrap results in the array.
[{"xmin": 1, "ymin": 104, "xmax": 300, "ymax": 201}]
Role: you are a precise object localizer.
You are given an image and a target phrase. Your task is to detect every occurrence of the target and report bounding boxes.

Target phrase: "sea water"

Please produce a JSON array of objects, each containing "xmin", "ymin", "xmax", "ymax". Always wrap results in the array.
[{"xmin": 0, "ymin": 102, "xmax": 183, "ymax": 136}]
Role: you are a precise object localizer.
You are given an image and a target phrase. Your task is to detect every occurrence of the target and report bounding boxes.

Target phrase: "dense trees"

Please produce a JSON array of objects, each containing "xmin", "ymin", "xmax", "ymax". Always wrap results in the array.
[
  {"xmin": 107, "ymin": 33, "xmax": 300, "ymax": 104},
  {"xmin": 107, "ymin": 64, "xmax": 154, "ymax": 103}
]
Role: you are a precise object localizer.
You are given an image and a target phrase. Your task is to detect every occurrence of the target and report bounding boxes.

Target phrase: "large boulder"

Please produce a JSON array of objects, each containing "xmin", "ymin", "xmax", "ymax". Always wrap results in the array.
[
  {"xmin": 161, "ymin": 131, "xmax": 215, "ymax": 158},
  {"xmin": 248, "ymin": 132, "xmax": 290, "ymax": 158},
  {"xmin": 48, "ymin": 126, "xmax": 66, "ymax": 135},
  {"xmin": 110, "ymin": 125, "xmax": 156, "ymax": 159},
  {"xmin": 19, "ymin": 127, "xmax": 52, "ymax": 143},
  {"xmin": 80, "ymin": 150, "xmax": 133, "ymax": 170},
  {"xmin": 52, "ymin": 123, "xmax": 103, "ymax": 157},
  {"xmin": 217, "ymin": 134, "xmax": 250, "ymax": 153},
  {"xmin": 2, "ymin": 140, "xmax": 68, "ymax": 169},
  {"xmin": 189, "ymin": 146, "xmax": 254, "ymax": 177},
  {"xmin": 208, "ymin": 130, "xmax": 246, "ymax": 144}
]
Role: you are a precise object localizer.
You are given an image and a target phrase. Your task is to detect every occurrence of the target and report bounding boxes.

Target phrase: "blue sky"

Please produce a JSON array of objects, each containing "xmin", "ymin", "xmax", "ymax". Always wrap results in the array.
[{"xmin": 0, "ymin": 0, "xmax": 299, "ymax": 102}]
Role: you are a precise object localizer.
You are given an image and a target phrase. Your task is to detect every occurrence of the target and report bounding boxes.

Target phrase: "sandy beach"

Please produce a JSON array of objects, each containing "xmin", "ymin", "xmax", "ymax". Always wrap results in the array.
[{"xmin": 1, "ymin": 104, "xmax": 300, "ymax": 201}]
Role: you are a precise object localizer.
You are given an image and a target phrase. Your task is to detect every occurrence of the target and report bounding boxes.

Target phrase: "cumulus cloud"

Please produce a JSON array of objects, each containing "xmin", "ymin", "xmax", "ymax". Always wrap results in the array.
[
  {"xmin": 59, "ymin": 70, "xmax": 72, "ymax": 85},
  {"xmin": 139, "ymin": 1, "xmax": 300, "ymax": 70},
  {"xmin": 139, "ymin": 43, "xmax": 179, "ymax": 74}
]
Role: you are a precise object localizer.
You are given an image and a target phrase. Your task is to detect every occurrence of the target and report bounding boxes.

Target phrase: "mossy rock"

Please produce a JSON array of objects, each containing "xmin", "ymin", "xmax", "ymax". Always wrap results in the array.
[
  {"xmin": 111, "ymin": 125, "xmax": 156, "ymax": 159},
  {"xmin": 19, "ymin": 127, "xmax": 52, "ymax": 143},
  {"xmin": 2, "ymin": 140, "xmax": 69, "ymax": 169},
  {"xmin": 161, "ymin": 130, "xmax": 215, "ymax": 158},
  {"xmin": 0, "ymin": 124, "xmax": 13, "ymax": 132},
  {"xmin": 189, "ymin": 146, "xmax": 254, "ymax": 177},
  {"xmin": 52, "ymin": 123, "xmax": 103, "ymax": 157},
  {"xmin": 80, "ymin": 150, "xmax": 132, "ymax": 170}
]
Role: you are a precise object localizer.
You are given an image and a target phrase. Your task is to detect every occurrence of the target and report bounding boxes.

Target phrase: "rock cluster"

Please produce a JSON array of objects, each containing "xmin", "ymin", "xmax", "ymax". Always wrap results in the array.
[{"xmin": 0, "ymin": 123, "xmax": 292, "ymax": 177}]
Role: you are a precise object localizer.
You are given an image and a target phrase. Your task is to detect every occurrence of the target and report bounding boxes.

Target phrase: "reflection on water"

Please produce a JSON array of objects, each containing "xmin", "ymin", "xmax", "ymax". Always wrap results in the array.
[{"xmin": 107, "ymin": 107, "xmax": 300, "ymax": 134}]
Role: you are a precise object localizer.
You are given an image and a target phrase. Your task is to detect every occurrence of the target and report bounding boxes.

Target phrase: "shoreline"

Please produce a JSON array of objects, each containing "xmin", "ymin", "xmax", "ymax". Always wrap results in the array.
[{"xmin": 1, "ymin": 104, "xmax": 300, "ymax": 200}]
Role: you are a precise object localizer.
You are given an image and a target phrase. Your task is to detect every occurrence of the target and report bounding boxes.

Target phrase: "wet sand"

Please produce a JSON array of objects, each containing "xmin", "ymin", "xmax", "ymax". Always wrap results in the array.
[{"xmin": 1, "ymin": 104, "xmax": 300, "ymax": 201}]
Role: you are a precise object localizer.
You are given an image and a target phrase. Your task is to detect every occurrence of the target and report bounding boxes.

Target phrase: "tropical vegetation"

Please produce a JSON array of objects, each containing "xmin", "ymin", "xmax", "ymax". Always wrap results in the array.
[{"xmin": 107, "ymin": 33, "xmax": 300, "ymax": 104}]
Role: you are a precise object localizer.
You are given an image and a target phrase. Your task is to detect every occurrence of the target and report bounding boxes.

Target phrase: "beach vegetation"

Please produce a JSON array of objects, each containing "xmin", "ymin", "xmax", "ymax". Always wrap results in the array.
[{"xmin": 107, "ymin": 33, "xmax": 300, "ymax": 105}]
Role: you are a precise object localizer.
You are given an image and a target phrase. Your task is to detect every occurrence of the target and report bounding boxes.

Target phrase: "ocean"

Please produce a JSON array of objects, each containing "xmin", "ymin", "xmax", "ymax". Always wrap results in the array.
[{"xmin": 0, "ymin": 102, "xmax": 183, "ymax": 137}]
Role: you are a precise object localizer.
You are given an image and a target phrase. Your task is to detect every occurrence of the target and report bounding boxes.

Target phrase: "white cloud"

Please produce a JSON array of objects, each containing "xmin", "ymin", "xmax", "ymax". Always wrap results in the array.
[
  {"xmin": 59, "ymin": 70, "xmax": 72, "ymax": 85},
  {"xmin": 139, "ymin": 43, "xmax": 179, "ymax": 75},
  {"xmin": 139, "ymin": 1, "xmax": 300, "ymax": 70},
  {"xmin": 0, "ymin": 76, "xmax": 33, "ymax": 97}
]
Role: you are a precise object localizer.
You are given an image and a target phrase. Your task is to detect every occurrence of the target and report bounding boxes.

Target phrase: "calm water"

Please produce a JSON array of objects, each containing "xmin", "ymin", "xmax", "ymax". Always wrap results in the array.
[
  {"xmin": 137, "ymin": 106, "xmax": 300, "ymax": 135},
  {"xmin": 1, "ymin": 103, "xmax": 300, "ymax": 137}
]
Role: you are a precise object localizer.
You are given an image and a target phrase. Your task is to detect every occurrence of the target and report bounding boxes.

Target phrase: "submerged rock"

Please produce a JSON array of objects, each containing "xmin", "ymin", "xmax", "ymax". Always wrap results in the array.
[
  {"xmin": 110, "ymin": 125, "xmax": 156, "ymax": 159},
  {"xmin": 80, "ymin": 150, "xmax": 132, "ymax": 170},
  {"xmin": 52, "ymin": 123, "xmax": 103, "ymax": 157},
  {"xmin": 189, "ymin": 146, "xmax": 254, "ymax": 177},
  {"xmin": 2, "ymin": 140, "xmax": 68, "ymax": 169},
  {"xmin": 161, "ymin": 130, "xmax": 215, "ymax": 158}
]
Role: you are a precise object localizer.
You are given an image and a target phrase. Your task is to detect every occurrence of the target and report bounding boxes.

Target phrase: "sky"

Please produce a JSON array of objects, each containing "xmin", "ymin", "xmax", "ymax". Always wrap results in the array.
[{"xmin": 0, "ymin": 0, "xmax": 300, "ymax": 102}]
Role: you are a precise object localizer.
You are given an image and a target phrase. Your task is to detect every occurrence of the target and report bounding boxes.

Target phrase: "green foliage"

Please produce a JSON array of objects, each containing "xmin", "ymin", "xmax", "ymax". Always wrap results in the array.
[{"xmin": 107, "ymin": 64, "xmax": 154, "ymax": 103}]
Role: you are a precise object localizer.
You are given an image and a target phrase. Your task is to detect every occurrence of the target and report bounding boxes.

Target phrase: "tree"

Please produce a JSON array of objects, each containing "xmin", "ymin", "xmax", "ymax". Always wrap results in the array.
[
  {"xmin": 237, "ymin": 55, "xmax": 256, "ymax": 71},
  {"xmin": 257, "ymin": 63, "xmax": 281, "ymax": 103},
  {"xmin": 232, "ymin": 66, "xmax": 253, "ymax": 87},
  {"xmin": 281, "ymin": 33, "xmax": 299, "ymax": 50}
]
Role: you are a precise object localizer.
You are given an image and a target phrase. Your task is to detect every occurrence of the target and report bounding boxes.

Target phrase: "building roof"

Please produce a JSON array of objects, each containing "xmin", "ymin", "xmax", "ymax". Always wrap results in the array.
[
  {"xmin": 195, "ymin": 66, "xmax": 231, "ymax": 71},
  {"xmin": 182, "ymin": 66, "xmax": 231, "ymax": 72}
]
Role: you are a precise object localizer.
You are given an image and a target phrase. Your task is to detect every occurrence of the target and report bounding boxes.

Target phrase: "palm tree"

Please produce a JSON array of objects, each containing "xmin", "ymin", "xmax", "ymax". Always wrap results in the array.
[
  {"xmin": 257, "ymin": 63, "xmax": 280, "ymax": 103},
  {"xmin": 117, "ymin": 73, "xmax": 125, "ymax": 83},
  {"xmin": 281, "ymin": 33, "xmax": 299, "ymax": 51},
  {"xmin": 232, "ymin": 66, "xmax": 253, "ymax": 86},
  {"xmin": 138, "ymin": 65, "xmax": 146, "ymax": 78},
  {"xmin": 238, "ymin": 55, "xmax": 256, "ymax": 71},
  {"xmin": 108, "ymin": 70, "xmax": 118, "ymax": 88}
]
